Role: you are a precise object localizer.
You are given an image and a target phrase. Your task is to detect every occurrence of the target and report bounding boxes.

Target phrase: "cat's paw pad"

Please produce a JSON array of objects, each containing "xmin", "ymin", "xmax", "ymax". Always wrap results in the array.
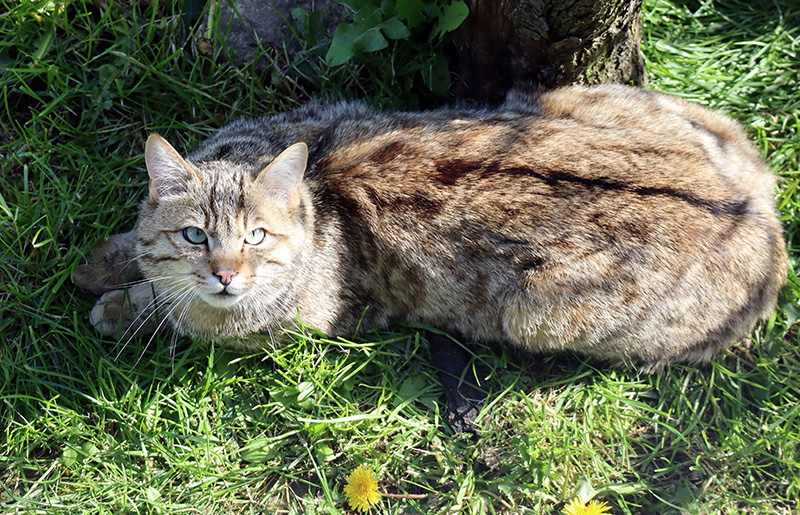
[{"xmin": 90, "ymin": 290, "xmax": 131, "ymax": 336}]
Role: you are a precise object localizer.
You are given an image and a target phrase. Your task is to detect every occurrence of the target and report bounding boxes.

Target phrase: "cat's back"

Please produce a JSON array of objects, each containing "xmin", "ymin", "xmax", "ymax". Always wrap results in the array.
[
  {"xmin": 307, "ymin": 85, "xmax": 787, "ymax": 367},
  {"xmin": 314, "ymin": 84, "xmax": 780, "ymax": 240},
  {"xmin": 317, "ymin": 84, "xmax": 774, "ymax": 194},
  {"xmin": 530, "ymin": 85, "xmax": 776, "ymax": 196}
]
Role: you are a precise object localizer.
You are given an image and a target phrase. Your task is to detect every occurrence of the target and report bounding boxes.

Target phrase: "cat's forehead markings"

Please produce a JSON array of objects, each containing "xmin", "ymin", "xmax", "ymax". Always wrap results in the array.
[{"xmin": 201, "ymin": 167, "xmax": 248, "ymax": 218}]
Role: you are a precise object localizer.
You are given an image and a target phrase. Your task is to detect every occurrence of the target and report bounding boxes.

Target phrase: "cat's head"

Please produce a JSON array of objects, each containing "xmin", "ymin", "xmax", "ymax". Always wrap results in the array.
[{"xmin": 135, "ymin": 134, "xmax": 311, "ymax": 313}]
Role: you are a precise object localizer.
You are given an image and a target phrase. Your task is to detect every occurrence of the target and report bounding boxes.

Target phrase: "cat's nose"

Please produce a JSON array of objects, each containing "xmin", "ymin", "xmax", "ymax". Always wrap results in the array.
[{"xmin": 214, "ymin": 269, "xmax": 237, "ymax": 286}]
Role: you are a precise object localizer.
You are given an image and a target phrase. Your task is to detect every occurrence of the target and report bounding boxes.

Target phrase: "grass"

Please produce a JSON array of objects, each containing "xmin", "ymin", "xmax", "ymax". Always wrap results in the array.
[{"xmin": 1, "ymin": 0, "xmax": 798, "ymax": 513}]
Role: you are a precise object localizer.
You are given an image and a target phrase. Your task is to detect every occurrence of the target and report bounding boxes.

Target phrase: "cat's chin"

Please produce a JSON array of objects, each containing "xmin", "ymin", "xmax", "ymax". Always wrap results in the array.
[{"xmin": 200, "ymin": 291, "xmax": 245, "ymax": 309}]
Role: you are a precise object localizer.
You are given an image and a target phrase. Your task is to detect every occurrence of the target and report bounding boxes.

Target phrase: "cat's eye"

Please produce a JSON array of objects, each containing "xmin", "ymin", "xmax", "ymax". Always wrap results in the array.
[
  {"xmin": 183, "ymin": 226, "xmax": 208, "ymax": 245},
  {"xmin": 245, "ymin": 228, "xmax": 266, "ymax": 245}
]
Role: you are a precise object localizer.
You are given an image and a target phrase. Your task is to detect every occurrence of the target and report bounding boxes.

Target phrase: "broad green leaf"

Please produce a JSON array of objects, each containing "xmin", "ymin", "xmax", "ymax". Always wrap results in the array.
[
  {"xmin": 240, "ymin": 438, "xmax": 281, "ymax": 463},
  {"xmin": 292, "ymin": 8, "xmax": 326, "ymax": 47},
  {"xmin": 573, "ymin": 476, "xmax": 598, "ymax": 503},
  {"xmin": 337, "ymin": 0, "xmax": 369, "ymax": 9},
  {"xmin": 395, "ymin": 0, "xmax": 426, "ymax": 28},
  {"xmin": 315, "ymin": 444, "xmax": 335, "ymax": 463},
  {"xmin": 291, "ymin": 6, "xmax": 305, "ymax": 22},
  {"xmin": 353, "ymin": 3, "xmax": 383, "ymax": 28},
  {"xmin": 34, "ymin": 26, "xmax": 55, "ymax": 60},
  {"xmin": 381, "ymin": 16, "xmax": 411, "ymax": 39},
  {"xmin": 61, "ymin": 447, "xmax": 78, "ymax": 468},
  {"xmin": 296, "ymin": 381, "xmax": 315, "ymax": 403},
  {"xmin": 399, "ymin": 375, "xmax": 427, "ymax": 399},
  {"xmin": 145, "ymin": 487, "xmax": 162, "ymax": 503},
  {"xmin": 80, "ymin": 442, "xmax": 98, "ymax": 458},
  {"xmin": 433, "ymin": 1, "xmax": 469, "ymax": 38},
  {"xmin": 326, "ymin": 23, "xmax": 361, "ymax": 66},
  {"xmin": 354, "ymin": 26, "xmax": 389, "ymax": 53}
]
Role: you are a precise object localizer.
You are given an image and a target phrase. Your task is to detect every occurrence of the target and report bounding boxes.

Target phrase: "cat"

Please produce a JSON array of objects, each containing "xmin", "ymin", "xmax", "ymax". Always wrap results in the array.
[{"xmin": 74, "ymin": 84, "xmax": 788, "ymax": 370}]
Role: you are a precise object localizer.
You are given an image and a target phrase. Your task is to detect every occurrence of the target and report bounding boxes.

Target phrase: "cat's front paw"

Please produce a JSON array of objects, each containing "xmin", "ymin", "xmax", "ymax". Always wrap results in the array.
[
  {"xmin": 74, "ymin": 231, "xmax": 143, "ymax": 295},
  {"xmin": 90, "ymin": 285, "xmax": 157, "ymax": 337}
]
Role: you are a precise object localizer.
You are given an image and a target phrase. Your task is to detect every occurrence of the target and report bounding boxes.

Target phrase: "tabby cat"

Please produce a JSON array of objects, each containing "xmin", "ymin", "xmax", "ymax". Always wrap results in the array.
[{"xmin": 74, "ymin": 85, "xmax": 787, "ymax": 369}]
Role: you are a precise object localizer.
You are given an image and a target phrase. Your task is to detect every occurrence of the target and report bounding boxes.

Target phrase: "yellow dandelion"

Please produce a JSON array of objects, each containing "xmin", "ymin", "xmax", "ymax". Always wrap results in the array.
[
  {"xmin": 344, "ymin": 465, "xmax": 381, "ymax": 512},
  {"xmin": 562, "ymin": 497, "xmax": 612, "ymax": 515}
]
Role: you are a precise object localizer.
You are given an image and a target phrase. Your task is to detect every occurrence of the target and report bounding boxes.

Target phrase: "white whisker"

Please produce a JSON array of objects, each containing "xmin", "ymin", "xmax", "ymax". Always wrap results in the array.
[
  {"xmin": 111, "ymin": 278, "xmax": 190, "ymax": 351},
  {"xmin": 104, "ymin": 250, "xmax": 158, "ymax": 288},
  {"xmin": 110, "ymin": 273, "xmax": 185, "ymax": 290},
  {"xmin": 113, "ymin": 279, "xmax": 194, "ymax": 361},
  {"xmin": 170, "ymin": 290, "xmax": 199, "ymax": 372},
  {"xmin": 133, "ymin": 284, "xmax": 197, "ymax": 367},
  {"xmin": 250, "ymin": 281, "xmax": 299, "ymax": 349}
]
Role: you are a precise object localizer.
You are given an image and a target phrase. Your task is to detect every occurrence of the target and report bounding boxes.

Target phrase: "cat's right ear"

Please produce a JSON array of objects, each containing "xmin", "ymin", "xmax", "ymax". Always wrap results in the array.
[
  {"xmin": 255, "ymin": 142, "xmax": 309, "ymax": 210},
  {"xmin": 144, "ymin": 134, "xmax": 199, "ymax": 201}
]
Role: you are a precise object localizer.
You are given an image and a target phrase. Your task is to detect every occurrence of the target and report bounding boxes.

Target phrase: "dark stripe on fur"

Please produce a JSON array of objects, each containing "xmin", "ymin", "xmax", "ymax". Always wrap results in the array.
[
  {"xmin": 141, "ymin": 255, "xmax": 181, "ymax": 264},
  {"xmin": 434, "ymin": 160, "xmax": 748, "ymax": 216},
  {"xmin": 369, "ymin": 141, "xmax": 407, "ymax": 165}
]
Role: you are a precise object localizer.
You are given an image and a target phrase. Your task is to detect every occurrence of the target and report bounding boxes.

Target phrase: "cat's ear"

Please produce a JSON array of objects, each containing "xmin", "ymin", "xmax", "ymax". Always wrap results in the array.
[
  {"xmin": 255, "ymin": 142, "xmax": 308, "ymax": 209},
  {"xmin": 144, "ymin": 134, "xmax": 200, "ymax": 201}
]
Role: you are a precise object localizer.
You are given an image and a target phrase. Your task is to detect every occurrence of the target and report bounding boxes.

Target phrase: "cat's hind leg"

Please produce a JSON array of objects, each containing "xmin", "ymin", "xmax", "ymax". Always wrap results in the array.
[
  {"xmin": 428, "ymin": 331, "xmax": 485, "ymax": 435},
  {"xmin": 74, "ymin": 230, "xmax": 143, "ymax": 294}
]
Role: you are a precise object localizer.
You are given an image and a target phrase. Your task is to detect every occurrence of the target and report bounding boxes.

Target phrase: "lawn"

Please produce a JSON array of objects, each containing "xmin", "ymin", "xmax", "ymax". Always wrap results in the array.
[{"xmin": 1, "ymin": 0, "xmax": 798, "ymax": 513}]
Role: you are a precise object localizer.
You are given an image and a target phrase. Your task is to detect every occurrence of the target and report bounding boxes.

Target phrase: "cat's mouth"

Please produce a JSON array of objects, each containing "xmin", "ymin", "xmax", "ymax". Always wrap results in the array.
[{"xmin": 201, "ymin": 289, "xmax": 245, "ymax": 308}]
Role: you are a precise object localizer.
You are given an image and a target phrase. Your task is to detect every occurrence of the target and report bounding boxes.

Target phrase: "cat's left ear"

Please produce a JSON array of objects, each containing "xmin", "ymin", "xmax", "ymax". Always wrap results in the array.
[
  {"xmin": 255, "ymin": 142, "xmax": 308, "ymax": 210},
  {"xmin": 145, "ymin": 134, "xmax": 200, "ymax": 201}
]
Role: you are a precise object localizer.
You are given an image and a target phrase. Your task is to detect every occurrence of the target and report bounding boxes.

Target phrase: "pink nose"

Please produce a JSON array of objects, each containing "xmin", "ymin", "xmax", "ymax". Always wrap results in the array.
[{"xmin": 214, "ymin": 269, "xmax": 237, "ymax": 286}]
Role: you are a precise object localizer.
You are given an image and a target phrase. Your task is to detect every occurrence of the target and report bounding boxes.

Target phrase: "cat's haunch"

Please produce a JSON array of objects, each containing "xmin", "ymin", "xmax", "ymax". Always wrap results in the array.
[{"xmin": 75, "ymin": 85, "xmax": 787, "ymax": 369}]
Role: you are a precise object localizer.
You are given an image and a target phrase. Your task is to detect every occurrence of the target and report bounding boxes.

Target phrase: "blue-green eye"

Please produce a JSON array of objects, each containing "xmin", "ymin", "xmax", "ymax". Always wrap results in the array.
[
  {"xmin": 183, "ymin": 226, "xmax": 208, "ymax": 244},
  {"xmin": 244, "ymin": 228, "xmax": 266, "ymax": 245}
]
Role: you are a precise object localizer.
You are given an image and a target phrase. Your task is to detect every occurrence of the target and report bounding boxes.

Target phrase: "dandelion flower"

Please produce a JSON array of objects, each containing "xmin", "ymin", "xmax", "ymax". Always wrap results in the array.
[
  {"xmin": 344, "ymin": 465, "xmax": 381, "ymax": 512},
  {"xmin": 562, "ymin": 497, "xmax": 612, "ymax": 515}
]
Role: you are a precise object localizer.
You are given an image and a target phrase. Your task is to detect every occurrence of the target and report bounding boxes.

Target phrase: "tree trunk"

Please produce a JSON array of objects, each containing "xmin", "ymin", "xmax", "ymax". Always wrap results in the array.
[
  {"xmin": 447, "ymin": 0, "xmax": 646, "ymax": 102},
  {"xmin": 205, "ymin": 0, "xmax": 646, "ymax": 103}
]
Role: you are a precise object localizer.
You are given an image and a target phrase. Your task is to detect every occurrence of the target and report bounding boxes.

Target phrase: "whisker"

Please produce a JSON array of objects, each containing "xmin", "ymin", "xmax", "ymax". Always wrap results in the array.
[
  {"xmin": 113, "ymin": 280, "xmax": 186, "ymax": 343},
  {"xmin": 115, "ymin": 281, "xmax": 194, "ymax": 361},
  {"xmin": 120, "ymin": 250, "xmax": 153, "ymax": 269},
  {"xmin": 115, "ymin": 278, "xmax": 192, "ymax": 342},
  {"xmin": 251, "ymin": 282, "xmax": 298, "ymax": 349},
  {"xmin": 110, "ymin": 272, "xmax": 192, "ymax": 290},
  {"xmin": 104, "ymin": 249, "xmax": 158, "ymax": 288},
  {"xmin": 133, "ymin": 285, "xmax": 197, "ymax": 367},
  {"xmin": 170, "ymin": 290, "xmax": 199, "ymax": 371}
]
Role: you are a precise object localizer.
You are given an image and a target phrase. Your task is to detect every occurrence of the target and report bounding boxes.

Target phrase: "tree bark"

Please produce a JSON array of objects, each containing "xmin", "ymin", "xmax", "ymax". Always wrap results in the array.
[{"xmin": 447, "ymin": 0, "xmax": 646, "ymax": 102}]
